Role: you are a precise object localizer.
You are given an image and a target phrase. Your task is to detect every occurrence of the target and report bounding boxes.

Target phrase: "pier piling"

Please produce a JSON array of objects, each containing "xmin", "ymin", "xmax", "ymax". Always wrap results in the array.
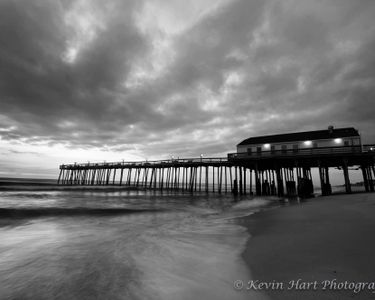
[{"xmin": 58, "ymin": 150, "xmax": 375, "ymax": 197}]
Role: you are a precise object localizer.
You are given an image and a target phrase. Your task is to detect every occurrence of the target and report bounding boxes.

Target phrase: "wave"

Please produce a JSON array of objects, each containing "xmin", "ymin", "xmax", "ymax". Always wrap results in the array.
[
  {"xmin": 0, "ymin": 207, "xmax": 163, "ymax": 218},
  {"xmin": 0, "ymin": 185, "xmax": 143, "ymax": 192}
]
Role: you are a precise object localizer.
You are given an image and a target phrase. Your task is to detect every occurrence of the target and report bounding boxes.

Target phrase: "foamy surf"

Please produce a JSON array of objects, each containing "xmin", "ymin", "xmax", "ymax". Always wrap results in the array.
[
  {"xmin": 132, "ymin": 228, "xmax": 262, "ymax": 299},
  {"xmin": 124, "ymin": 199, "xmax": 273, "ymax": 300},
  {"xmin": 0, "ymin": 185, "xmax": 273, "ymax": 299}
]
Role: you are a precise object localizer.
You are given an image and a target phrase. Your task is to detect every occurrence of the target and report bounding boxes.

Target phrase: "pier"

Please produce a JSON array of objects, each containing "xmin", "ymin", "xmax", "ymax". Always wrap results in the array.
[{"xmin": 58, "ymin": 145, "xmax": 375, "ymax": 197}]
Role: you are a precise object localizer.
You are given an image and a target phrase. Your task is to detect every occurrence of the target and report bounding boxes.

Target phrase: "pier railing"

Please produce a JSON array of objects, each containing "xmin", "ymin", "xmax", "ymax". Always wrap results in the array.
[
  {"xmin": 363, "ymin": 144, "xmax": 375, "ymax": 152},
  {"xmin": 60, "ymin": 157, "xmax": 228, "ymax": 169}
]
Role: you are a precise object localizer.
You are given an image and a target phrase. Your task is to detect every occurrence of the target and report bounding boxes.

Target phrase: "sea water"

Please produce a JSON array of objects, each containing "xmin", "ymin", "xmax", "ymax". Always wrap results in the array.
[{"xmin": 0, "ymin": 179, "xmax": 274, "ymax": 300}]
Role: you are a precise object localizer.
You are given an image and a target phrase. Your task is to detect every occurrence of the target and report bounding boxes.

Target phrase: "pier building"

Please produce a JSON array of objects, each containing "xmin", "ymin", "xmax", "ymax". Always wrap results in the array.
[{"xmin": 236, "ymin": 126, "xmax": 361, "ymax": 157}]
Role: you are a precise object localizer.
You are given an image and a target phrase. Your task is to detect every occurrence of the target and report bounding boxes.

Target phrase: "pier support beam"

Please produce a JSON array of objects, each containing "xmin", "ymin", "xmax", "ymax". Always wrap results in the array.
[
  {"xmin": 276, "ymin": 168, "xmax": 284, "ymax": 197},
  {"xmin": 342, "ymin": 159, "xmax": 352, "ymax": 194},
  {"xmin": 57, "ymin": 169, "xmax": 63, "ymax": 184},
  {"xmin": 361, "ymin": 165, "xmax": 370, "ymax": 192},
  {"xmin": 369, "ymin": 166, "xmax": 374, "ymax": 192},
  {"xmin": 238, "ymin": 167, "xmax": 243, "ymax": 195},
  {"xmin": 361, "ymin": 165, "xmax": 374, "ymax": 192},
  {"xmin": 318, "ymin": 162, "xmax": 332, "ymax": 196}
]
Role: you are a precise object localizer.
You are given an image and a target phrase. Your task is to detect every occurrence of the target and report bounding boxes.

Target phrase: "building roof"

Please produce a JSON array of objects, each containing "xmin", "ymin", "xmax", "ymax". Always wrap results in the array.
[{"xmin": 237, "ymin": 127, "xmax": 360, "ymax": 146}]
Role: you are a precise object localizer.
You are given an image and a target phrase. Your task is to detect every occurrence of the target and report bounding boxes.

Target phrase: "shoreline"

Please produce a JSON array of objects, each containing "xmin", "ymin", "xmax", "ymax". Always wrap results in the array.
[{"xmin": 240, "ymin": 193, "xmax": 375, "ymax": 300}]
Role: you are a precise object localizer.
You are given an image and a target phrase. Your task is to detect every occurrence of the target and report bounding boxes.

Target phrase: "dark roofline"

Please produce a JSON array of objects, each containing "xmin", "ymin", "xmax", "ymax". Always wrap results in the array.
[{"xmin": 237, "ymin": 127, "xmax": 360, "ymax": 146}]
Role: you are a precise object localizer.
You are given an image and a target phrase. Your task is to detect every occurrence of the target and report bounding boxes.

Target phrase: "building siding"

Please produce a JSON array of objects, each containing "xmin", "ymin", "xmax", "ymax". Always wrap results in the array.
[{"xmin": 237, "ymin": 136, "xmax": 361, "ymax": 154}]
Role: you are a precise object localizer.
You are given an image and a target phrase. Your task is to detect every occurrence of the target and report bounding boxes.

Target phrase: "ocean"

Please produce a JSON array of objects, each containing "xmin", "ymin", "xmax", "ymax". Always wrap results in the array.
[{"xmin": 0, "ymin": 178, "xmax": 278, "ymax": 300}]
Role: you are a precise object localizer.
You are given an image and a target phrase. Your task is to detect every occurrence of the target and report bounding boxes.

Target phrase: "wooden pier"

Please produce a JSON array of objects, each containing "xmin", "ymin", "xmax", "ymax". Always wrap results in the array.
[{"xmin": 58, "ymin": 145, "xmax": 375, "ymax": 197}]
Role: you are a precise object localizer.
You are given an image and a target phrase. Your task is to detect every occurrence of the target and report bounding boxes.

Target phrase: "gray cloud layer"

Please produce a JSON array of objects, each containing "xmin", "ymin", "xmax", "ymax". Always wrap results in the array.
[{"xmin": 1, "ymin": 0, "xmax": 375, "ymax": 159}]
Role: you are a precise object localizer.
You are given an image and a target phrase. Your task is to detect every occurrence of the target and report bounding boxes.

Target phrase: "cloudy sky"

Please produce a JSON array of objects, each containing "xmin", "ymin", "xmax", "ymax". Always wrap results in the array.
[{"xmin": 1, "ymin": 0, "xmax": 375, "ymax": 178}]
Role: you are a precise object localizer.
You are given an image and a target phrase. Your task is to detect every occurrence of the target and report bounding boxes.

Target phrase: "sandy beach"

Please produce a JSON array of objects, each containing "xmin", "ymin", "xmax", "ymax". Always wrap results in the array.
[{"xmin": 240, "ymin": 193, "xmax": 375, "ymax": 299}]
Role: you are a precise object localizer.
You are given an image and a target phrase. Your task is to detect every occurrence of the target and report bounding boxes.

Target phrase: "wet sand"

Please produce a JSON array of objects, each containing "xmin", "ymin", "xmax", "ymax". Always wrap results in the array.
[{"xmin": 241, "ymin": 193, "xmax": 375, "ymax": 300}]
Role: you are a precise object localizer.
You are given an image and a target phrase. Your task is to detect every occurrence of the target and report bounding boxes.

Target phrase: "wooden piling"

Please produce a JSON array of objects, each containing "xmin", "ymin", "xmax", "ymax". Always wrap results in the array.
[
  {"xmin": 225, "ymin": 167, "xmax": 228, "ymax": 193},
  {"xmin": 243, "ymin": 167, "xmax": 247, "ymax": 195},
  {"xmin": 241, "ymin": 167, "xmax": 244, "ymax": 194},
  {"xmin": 361, "ymin": 165, "xmax": 370, "ymax": 192},
  {"xmin": 368, "ymin": 166, "xmax": 374, "ymax": 192},
  {"xmin": 342, "ymin": 159, "xmax": 352, "ymax": 194}
]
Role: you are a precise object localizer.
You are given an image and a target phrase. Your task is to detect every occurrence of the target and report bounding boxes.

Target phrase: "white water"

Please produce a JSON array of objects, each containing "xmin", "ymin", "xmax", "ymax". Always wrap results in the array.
[{"xmin": 0, "ymin": 183, "xmax": 273, "ymax": 299}]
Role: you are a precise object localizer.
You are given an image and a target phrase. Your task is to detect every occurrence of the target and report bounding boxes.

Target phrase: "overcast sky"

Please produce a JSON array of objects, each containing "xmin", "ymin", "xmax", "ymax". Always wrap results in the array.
[{"xmin": 1, "ymin": 0, "xmax": 375, "ymax": 178}]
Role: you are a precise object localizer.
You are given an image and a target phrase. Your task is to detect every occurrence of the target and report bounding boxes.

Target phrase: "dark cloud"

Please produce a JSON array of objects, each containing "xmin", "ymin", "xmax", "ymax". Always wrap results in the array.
[{"xmin": 0, "ymin": 0, "xmax": 375, "ymax": 164}]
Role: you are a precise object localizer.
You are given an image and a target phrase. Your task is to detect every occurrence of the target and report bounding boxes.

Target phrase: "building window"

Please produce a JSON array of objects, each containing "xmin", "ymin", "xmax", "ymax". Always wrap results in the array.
[
  {"xmin": 293, "ymin": 144, "xmax": 299, "ymax": 153},
  {"xmin": 344, "ymin": 140, "xmax": 349, "ymax": 146},
  {"xmin": 247, "ymin": 148, "xmax": 252, "ymax": 155},
  {"xmin": 281, "ymin": 145, "xmax": 287, "ymax": 153},
  {"xmin": 271, "ymin": 145, "xmax": 275, "ymax": 154},
  {"xmin": 334, "ymin": 138, "xmax": 343, "ymax": 144},
  {"xmin": 257, "ymin": 146, "xmax": 262, "ymax": 154},
  {"xmin": 313, "ymin": 142, "xmax": 318, "ymax": 148}
]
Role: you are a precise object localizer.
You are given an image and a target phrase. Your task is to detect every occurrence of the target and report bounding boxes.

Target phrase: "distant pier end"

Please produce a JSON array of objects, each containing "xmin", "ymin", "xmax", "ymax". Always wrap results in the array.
[{"xmin": 58, "ymin": 126, "xmax": 375, "ymax": 197}]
